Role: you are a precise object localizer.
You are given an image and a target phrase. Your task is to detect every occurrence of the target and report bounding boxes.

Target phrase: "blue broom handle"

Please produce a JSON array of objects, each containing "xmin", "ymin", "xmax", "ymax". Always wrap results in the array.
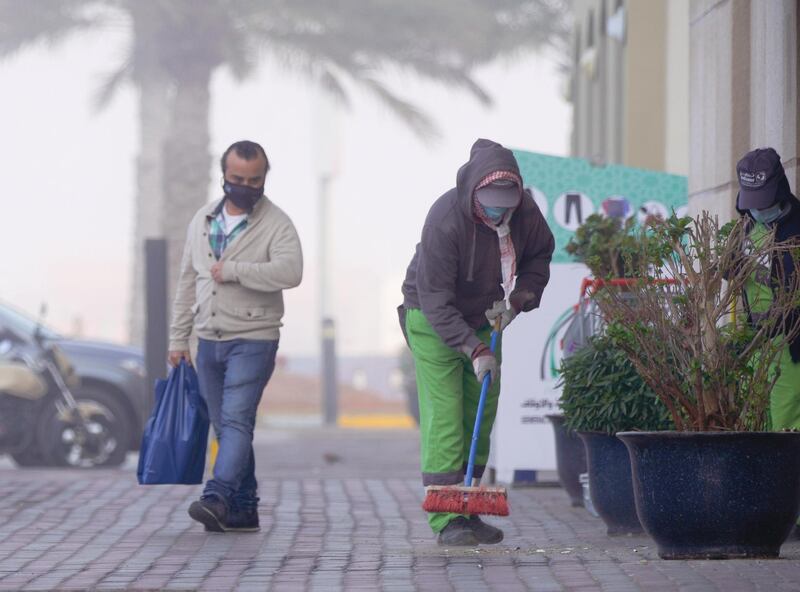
[{"xmin": 464, "ymin": 328, "xmax": 499, "ymax": 487}]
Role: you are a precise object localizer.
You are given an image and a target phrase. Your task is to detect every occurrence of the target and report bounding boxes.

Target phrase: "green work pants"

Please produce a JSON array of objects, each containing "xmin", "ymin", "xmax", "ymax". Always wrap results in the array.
[
  {"xmin": 769, "ymin": 346, "xmax": 800, "ymax": 430},
  {"xmin": 404, "ymin": 308, "xmax": 502, "ymax": 533},
  {"xmin": 743, "ymin": 240, "xmax": 800, "ymax": 430}
]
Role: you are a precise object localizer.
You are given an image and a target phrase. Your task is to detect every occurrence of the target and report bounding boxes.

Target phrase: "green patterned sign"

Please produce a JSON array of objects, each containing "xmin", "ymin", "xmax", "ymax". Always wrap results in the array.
[{"xmin": 513, "ymin": 150, "xmax": 688, "ymax": 264}]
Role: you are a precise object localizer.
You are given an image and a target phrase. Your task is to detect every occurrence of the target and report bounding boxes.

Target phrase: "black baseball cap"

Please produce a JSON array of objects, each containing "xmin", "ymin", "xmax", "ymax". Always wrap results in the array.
[
  {"xmin": 736, "ymin": 147, "xmax": 787, "ymax": 210},
  {"xmin": 476, "ymin": 179, "xmax": 521, "ymax": 207}
]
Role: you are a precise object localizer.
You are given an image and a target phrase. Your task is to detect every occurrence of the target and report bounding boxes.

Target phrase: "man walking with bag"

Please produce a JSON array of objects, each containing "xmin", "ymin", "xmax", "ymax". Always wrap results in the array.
[{"xmin": 168, "ymin": 140, "xmax": 303, "ymax": 532}]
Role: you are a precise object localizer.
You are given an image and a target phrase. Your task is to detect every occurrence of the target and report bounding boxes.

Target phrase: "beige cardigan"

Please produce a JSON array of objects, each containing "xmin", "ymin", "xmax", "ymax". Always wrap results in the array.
[{"xmin": 168, "ymin": 197, "xmax": 303, "ymax": 351}]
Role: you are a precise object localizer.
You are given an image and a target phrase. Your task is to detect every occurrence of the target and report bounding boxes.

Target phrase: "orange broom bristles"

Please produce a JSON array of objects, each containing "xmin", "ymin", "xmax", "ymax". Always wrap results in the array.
[{"xmin": 422, "ymin": 486, "xmax": 510, "ymax": 516}]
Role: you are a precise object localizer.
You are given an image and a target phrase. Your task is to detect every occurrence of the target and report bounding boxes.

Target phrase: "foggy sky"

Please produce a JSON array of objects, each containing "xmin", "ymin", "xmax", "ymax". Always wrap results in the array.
[{"xmin": 0, "ymin": 28, "xmax": 570, "ymax": 356}]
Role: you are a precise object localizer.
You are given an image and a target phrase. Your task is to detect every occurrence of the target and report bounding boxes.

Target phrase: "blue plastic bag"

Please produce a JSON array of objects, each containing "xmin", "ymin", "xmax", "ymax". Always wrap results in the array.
[{"xmin": 137, "ymin": 360, "xmax": 209, "ymax": 485}]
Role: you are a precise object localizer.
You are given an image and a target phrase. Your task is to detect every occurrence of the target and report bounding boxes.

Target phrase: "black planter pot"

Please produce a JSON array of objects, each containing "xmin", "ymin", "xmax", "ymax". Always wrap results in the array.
[
  {"xmin": 618, "ymin": 431, "xmax": 800, "ymax": 559},
  {"xmin": 546, "ymin": 414, "xmax": 586, "ymax": 507},
  {"xmin": 578, "ymin": 431, "xmax": 643, "ymax": 536}
]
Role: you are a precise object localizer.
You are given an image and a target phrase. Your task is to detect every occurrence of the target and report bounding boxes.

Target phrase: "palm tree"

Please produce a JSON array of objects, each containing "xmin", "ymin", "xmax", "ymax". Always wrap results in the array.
[{"xmin": 0, "ymin": 0, "xmax": 569, "ymax": 344}]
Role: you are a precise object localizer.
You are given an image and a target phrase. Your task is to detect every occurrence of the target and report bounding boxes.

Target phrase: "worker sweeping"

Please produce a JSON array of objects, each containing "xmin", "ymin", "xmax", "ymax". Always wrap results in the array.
[
  {"xmin": 735, "ymin": 147, "xmax": 800, "ymax": 431},
  {"xmin": 398, "ymin": 139, "xmax": 554, "ymax": 546}
]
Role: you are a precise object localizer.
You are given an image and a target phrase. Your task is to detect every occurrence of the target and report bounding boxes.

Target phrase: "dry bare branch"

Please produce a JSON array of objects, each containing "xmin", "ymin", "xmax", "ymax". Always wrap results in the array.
[{"xmin": 596, "ymin": 213, "xmax": 800, "ymax": 431}]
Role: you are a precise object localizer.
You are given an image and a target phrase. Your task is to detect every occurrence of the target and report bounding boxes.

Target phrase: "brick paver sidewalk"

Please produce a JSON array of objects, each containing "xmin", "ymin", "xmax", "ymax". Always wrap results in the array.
[{"xmin": 0, "ymin": 427, "xmax": 798, "ymax": 591}]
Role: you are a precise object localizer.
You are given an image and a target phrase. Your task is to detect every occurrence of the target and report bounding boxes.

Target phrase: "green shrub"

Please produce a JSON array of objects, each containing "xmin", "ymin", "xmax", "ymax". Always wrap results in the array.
[
  {"xmin": 565, "ymin": 214, "xmax": 642, "ymax": 278},
  {"xmin": 559, "ymin": 334, "xmax": 673, "ymax": 434}
]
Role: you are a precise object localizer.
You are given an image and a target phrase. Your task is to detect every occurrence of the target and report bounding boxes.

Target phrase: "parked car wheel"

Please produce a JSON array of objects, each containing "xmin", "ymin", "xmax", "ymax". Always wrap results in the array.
[
  {"xmin": 37, "ymin": 386, "xmax": 130, "ymax": 468},
  {"xmin": 10, "ymin": 447, "xmax": 48, "ymax": 467}
]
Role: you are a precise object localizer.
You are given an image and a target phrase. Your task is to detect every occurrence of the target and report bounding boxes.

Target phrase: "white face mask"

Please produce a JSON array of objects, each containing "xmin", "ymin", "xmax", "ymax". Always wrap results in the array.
[{"xmin": 751, "ymin": 202, "xmax": 786, "ymax": 225}]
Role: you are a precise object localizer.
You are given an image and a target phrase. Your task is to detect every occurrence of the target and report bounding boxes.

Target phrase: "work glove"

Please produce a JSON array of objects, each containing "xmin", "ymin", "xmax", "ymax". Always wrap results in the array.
[
  {"xmin": 485, "ymin": 300, "xmax": 517, "ymax": 332},
  {"xmin": 471, "ymin": 343, "xmax": 499, "ymax": 384}
]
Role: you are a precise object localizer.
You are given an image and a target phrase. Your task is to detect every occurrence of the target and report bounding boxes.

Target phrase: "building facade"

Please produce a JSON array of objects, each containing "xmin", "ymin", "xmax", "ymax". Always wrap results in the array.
[
  {"xmin": 571, "ymin": 0, "xmax": 690, "ymax": 176},
  {"xmin": 689, "ymin": 0, "xmax": 800, "ymax": 220}
]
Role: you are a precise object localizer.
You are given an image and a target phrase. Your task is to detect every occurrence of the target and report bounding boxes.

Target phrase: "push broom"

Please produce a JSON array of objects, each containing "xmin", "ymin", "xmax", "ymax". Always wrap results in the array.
[{"xmin": 422, "ymin": 320, "xmax": 509, "ymax": 517}]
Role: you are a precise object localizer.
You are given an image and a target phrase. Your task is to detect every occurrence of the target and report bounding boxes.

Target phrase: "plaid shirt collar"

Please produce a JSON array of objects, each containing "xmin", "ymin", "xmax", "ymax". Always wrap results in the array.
[{"xmin": 207, "ymin": 198, "xmax": 248, "ymax": 260}]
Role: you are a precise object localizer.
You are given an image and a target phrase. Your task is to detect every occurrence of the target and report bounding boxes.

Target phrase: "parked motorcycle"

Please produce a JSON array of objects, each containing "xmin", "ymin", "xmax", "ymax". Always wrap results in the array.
[{"xmin": 0, "ymin": 324, "xmax": 121, "ymax": 468}]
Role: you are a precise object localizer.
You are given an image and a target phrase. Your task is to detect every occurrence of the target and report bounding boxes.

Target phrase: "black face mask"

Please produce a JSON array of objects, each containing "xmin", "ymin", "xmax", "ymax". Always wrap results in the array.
[{"xmin": 223, "ymin": 181, "xmax": 263, "ymax": 212}]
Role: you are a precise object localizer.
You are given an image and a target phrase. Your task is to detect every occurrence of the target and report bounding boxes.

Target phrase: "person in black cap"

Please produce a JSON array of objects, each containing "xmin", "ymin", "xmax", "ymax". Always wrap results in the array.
[
  {"xmin": 398, "ymin": 139, "xmax": 554, "ymax": 546},
  {"xmin": 736, "ymin": 147, "xmax": 800, "ymax": 430}
]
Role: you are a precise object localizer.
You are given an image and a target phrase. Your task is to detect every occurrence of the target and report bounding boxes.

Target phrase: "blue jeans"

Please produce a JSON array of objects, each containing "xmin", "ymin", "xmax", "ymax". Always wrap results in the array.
[{"xmin": 196, "ymin": 338, "xmax": 278, "ymax": 510}]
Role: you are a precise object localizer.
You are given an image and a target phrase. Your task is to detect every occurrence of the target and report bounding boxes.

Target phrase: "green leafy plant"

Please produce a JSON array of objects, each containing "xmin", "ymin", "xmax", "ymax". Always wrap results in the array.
[
  {"xmin": 559, "ymin": 333, "xmax": 672, "ymax": 434},
  {"xmin": 596, "ymin": 212, "xmax": 800, "ymax": 431},
  {"xmin": 565, "ymin": 214, "xmax": 643, "ymax": 278}
]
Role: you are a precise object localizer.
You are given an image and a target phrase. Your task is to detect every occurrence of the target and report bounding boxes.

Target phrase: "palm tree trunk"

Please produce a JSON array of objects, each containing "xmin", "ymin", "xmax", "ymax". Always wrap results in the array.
[
  {"xmin": 161, "ymin": 69, "xmax": 213, "ymax": 310},
  {"xmin": 129, "ymin": 74, "xmax": 170, "ymax": 346}
]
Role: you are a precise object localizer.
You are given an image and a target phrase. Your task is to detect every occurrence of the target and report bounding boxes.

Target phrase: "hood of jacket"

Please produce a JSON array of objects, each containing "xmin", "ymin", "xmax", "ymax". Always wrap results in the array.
[{"xmin": 456, "ymin": 139, "xmax": 522, "ymax": 220}]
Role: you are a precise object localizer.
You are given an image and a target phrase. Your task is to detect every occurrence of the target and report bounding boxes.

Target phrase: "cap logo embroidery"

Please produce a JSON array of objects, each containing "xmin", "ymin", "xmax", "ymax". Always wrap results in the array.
[{"xmin": 739, "ymin": 170, "xmax": 763, "ymax": 188}]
